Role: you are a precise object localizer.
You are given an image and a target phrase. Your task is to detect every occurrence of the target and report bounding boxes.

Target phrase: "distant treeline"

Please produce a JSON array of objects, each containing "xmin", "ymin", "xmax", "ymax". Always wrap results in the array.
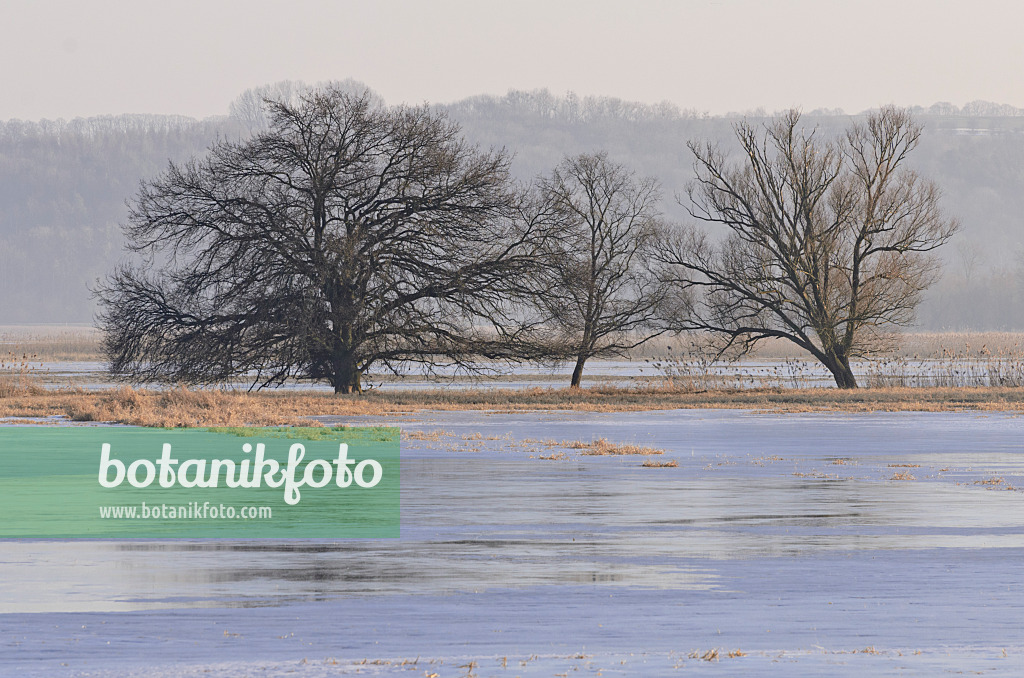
[
  {"xmin": 2, "ymin": 81, "xmax": 1023, "ymax": 328},
  {"xmin": 0, "ymin": 115, "xmax": 241, "ymax": 321}
]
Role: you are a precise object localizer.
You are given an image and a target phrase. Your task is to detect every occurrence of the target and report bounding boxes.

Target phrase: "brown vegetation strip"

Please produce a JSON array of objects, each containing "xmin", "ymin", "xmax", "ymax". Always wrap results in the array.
[
  {"xmin": 2, "ymin": 381, "xmax": 1024, "ymax": 428},
  {"xmin": 563, "ymin": 438, "xmax": 664, "ymax": 455},
  {"xmin": 641, "ymin": 459, "xmax": 678, "ymax": 468}
]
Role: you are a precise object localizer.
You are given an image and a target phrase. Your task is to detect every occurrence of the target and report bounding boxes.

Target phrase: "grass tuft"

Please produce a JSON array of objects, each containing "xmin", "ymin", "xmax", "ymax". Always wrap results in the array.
[{"xmin": 641, "ymin": 459, "xmax": 678, "ymax": 468}]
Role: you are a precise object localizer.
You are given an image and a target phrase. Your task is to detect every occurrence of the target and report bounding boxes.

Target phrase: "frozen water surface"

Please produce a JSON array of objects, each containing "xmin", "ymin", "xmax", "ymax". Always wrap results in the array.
[{"xmin": 3, "ymin": 409, "xmax": 1024, "ymax": 676}]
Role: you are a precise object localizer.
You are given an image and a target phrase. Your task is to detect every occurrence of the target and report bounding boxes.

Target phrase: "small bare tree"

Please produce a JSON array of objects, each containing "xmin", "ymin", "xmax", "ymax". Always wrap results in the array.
[
  {"xmin": 537, "ymin": 152, "xmax": 670, "ymax": 387},
  {"xmin": 660, "ymin": 107, "xmax": 958, "ymax": 388}
]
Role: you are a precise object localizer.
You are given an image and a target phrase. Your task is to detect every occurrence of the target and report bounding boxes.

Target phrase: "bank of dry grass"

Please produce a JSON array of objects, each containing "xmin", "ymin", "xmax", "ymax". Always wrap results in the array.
[{"xmin": 2, "ymin": 381, "xmax": 1024, "ymax": 427}]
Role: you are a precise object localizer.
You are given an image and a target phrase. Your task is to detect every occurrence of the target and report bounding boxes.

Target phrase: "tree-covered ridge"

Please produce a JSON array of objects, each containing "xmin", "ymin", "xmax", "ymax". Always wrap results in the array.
[
  {"xmin": 1, "ymin": 83, "xmax": 1023, "ymax": 327},
  {"xmin": 0, "ymin": 114, "xmax": 239, "ymax": 322}
]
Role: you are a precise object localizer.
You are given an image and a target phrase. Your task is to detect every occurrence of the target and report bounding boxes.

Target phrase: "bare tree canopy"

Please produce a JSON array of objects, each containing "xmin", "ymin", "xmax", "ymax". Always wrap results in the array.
[
  {"xmin": 97, "ymin": 86, "xmax": 549, "ymax": 393},
  {"xmin": 536, "ymin": 152, "xmax": 671, "ymax": 387},
  {"xmin": 661, "ymin": 107, "xmax": 959, "ymax": 388}
]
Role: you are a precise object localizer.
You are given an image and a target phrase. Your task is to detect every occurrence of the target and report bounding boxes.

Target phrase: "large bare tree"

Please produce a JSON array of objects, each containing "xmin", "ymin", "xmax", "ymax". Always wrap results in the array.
[
  {"xmin": 537, "ymin": 152, "xmax": 670, "ymax": 387},
  {"xmin": 97, "ymin": 87, "xmax": 549, "ymax": 393},
  {"xmin": 660, "ymin": 107, "xmax": 958, "ymax": 388}
]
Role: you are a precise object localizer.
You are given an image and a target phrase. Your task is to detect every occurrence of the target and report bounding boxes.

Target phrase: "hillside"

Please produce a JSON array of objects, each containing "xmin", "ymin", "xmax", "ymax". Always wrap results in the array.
[{"xmin": 1, "ymin": 83, "xmax": 1021, "ymax": 328}]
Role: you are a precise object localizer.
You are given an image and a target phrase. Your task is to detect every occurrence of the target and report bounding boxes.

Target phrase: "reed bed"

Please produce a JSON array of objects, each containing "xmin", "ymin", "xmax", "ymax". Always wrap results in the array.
[
  {"xmin": 633, "ymin": 331, "xmax": 1024, "ymax": 361},
  {"xmin": 0, "ymin": 326, "xmax": 102, "ymax": 361},
  {"xmin": 865, "ymin": 342, "xmax": 1024, "ymax": 387},
  {"xmin": 641, "ymin": 333, "xmax": 1024, "ymax": 389}
]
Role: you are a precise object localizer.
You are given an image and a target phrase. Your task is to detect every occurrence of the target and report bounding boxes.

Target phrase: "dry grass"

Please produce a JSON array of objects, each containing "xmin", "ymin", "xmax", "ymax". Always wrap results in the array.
[
  {"xmin": 0, "ymin": 326, "xmax": 102, "ymax": 361},
  {"xmin": 0, "ymin": 350, "xmax": 49, "ymax": 397},
  {"xmin": 0, "ymin": 374, "xmax": 47, "ymax": 399},
  {"xmin": 403, "ymin": 429, "xmax": 454, "ymax": 441},
  {"xmin": 686, "ymin": 648, "xmax": 743, "ymax": 662},
  {"xmin": 641, "ymin": 459, "xmax": 678, "ymax": 468},
  {"xmin": 563, "ymin": 438, "xmax": 664, "ymax": 455},
  {"xmin": 633, "ymin": 331, "xmax": 1024, "ymax": 360},
  {"xmin": 537, "ymin": 452, "xmax": 569, "ymax": 461},
  {"xmin": 897, "ymin": 332, "xmax": 1024, "ymax": 358},
  {"xmin": 635, "ymin": 331, "xmax": 1024, "ymax": 390},
  {"xmin": 890, "ymin": 471, "xmax": 917, "ymax": 481},
  {"xmin": 10, "ymin": 326, "xmax": 1024, "ymax": 365},
  {"xmin": 3, "ymin": 381, "xmax": 1024, "ymax": 427},
  {"xmin": 0, "ymin": 384, "xmax": 332, "ymax": 427}
]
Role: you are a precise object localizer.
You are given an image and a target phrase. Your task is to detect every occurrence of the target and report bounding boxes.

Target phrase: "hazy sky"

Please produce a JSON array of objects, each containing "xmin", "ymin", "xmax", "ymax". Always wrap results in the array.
[{"xmin": 3, "ymin": 0, "xmax": 1023, "ymax": 120}]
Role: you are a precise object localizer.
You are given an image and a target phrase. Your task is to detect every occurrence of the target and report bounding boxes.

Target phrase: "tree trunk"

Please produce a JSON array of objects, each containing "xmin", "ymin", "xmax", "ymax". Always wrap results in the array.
[
  {"xmin": 333, "ymin": 372, "xmax": 361, "ymax": 394},
  {"xmin": 570, "ymin": 354, "xmax": 587, "ymax": 388},
  {"xmin": 332, "ymin": 347, "xmax": 362, "ymax": 394},
  {"xmin": 824, "ymin": 354, "xmax": 858, "ymax": 389}
]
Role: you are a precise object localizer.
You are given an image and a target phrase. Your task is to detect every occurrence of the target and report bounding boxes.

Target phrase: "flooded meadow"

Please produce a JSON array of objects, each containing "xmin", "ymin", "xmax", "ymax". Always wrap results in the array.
[{"xmin": 2, "ymin": 409, "xmax": 1023, "ymax": 675}]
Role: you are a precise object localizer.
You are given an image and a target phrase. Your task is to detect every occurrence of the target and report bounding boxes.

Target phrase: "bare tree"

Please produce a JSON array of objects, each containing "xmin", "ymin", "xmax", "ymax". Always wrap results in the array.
[
  {"xmin": 537, "ymin": 152, "xmax": 670, "ymax": 387},
  {"xmin": 660, "ymin": 107, "xmax": 958, "ymax": 388},
  {"xmin": 227, "ymin": 79, "xmax": 381, "ymax": 135},
  {"xmin": 97, "ymin": 86, "xmax": 550, "ymax": 393}
]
